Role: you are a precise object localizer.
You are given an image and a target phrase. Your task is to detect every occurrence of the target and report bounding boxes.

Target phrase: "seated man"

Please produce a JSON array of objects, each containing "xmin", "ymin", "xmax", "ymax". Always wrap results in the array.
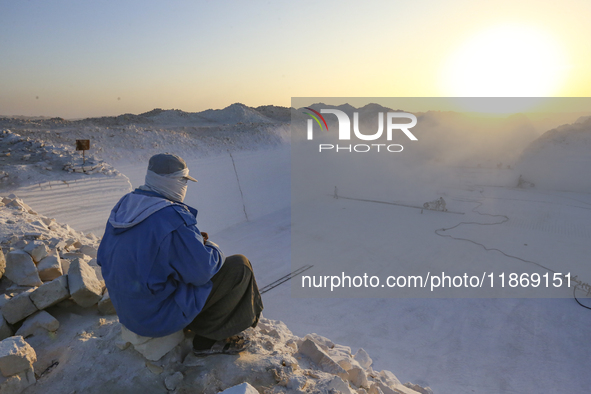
[{"xmin": 97, "ymin": 153, "xmax": 263, "ymax": 355}]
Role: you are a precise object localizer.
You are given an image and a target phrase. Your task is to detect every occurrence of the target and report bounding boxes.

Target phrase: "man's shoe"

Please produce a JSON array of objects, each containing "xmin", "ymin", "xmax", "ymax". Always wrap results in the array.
[{"xmin": 192, "ymin": 334, "xmax": 251, "ymax": 357}]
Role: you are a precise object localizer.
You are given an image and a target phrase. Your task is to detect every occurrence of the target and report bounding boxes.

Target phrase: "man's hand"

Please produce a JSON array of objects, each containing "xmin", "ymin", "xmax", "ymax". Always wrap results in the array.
[{"xmin": 201, "ymin": 232, "xmax": 209, "ymax": 243}]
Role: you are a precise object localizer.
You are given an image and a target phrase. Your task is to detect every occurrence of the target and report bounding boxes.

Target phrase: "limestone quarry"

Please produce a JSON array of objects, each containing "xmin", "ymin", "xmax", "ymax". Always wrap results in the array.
[
  {"xmin": 1, "ymin": 104, "xmax": 590, "ymax": 393},
  {"xmin": 0, "ymin": 194, "xmax": 432, "ymax": 394},
  {"xmin": 0, "ymin": 114, "xmax": 433, "ymax": 394}
]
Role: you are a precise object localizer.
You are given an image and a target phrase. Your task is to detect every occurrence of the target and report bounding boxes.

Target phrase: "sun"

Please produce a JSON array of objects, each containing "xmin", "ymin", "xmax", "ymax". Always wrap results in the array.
[{"xmin": 441, "ymin": 24, "xmax": 569, "ymax": 104}]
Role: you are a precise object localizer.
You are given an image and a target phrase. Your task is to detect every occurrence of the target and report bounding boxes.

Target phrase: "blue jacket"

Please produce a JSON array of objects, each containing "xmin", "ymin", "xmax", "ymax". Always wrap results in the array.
[{"xmin": 97, "ymin": 189, "xmax": 225, "ymax": 337}]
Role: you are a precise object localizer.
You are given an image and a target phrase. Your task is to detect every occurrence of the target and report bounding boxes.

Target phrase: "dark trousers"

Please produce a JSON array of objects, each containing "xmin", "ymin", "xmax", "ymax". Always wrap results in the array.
[{"xmin": 188, "ymin": 254, "xmax": 263, "ymax": 341}]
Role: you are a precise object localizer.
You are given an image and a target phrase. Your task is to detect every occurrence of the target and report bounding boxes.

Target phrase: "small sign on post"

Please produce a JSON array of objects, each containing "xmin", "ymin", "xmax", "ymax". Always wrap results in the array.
[{"xmin": 76, "ymin": 139, "xmax": 90, "ymax": 165}]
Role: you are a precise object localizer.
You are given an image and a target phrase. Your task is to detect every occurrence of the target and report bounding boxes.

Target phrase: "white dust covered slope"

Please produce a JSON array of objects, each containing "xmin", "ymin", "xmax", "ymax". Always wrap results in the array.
[{"xmin": 517, "ymin": 116, "xmax": 591, "ymax": 192}]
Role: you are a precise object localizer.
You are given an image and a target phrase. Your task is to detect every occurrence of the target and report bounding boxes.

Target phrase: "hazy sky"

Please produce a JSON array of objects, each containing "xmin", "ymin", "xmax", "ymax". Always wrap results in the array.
[{"xmin": 1, "ymin": 0, "xmax": 590, "ymax": 118}]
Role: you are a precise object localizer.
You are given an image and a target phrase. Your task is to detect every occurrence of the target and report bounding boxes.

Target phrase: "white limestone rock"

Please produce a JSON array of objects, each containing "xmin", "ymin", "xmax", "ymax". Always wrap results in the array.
[
  {"xmin": 354, "ymin": 348, "xmax": 373, "ymax": 369},
  {"xmin": 303, "ymin": 333, "xmax": 335, "ymax": 351},
  {"xmin": 348, "ymin": 366, "xmax": 369, "ymax": 389},
  {"xmin": 0, "ymin": 336, "xmax": 37, "ymax": 377},
  {"xmin": 16, "ymin": 311, "xmax": 60, "ymax": 338},
  {"xmin": 327, "ymin": 376, "xmax": 355, "ymax": 394},
  {"xmin": 79, "ymin": 244, "xmax": 97, "ymax": 258},
  {"xmin": 403, "ymin": 382, "xmax": 434, "ymax": 394},
  {"xmin": 1, "ymin": 289, "xmax": 38, "ymax": 324},
  {"xmin": 121, "ymin": 325, "xmax": 184, "ymax": 361},
  {"xmin": 97, "ymin": 290, "xmax": 116, "ymax": 315},
  {"xmin": 60, "ymin": 258, "xmax": 71, "ymax": 275},
  {"xmin": 218, "ymin": 382, "xmax": 259, "ymax": 394},
  {"xmin": 6, "ymin": 199, "xmax": 34, "ymax": 214},
  {"xmin": 37, "ymin": 254, "xmax": 63, "ymax": 281},
  {"xmin": 0, "ymin": 368, "xmax": 36, "ymax": 394},
  {"xmin": 30, "ymin": 275, "xmax": 69, "ymax": 310},
  {"xmin": 68, "ymin": 258, "xmax": 103, "ymax": 307},
  {"xmin": 4, "ymin": 250, "xmax": 42, "ymax": 287},
  {"xmin": 88, "ymin": 258, "xmax": 103, "ymax": 281},
  {"xmin": 24, "ymin": 241, "xmax": 49, "ymax": 263},
  {"xmin": 298, "ymin": 338, "xmax": 349, "ymax": 382}
]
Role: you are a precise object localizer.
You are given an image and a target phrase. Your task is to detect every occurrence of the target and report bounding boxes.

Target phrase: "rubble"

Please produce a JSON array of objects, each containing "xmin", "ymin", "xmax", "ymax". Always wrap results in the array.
[
  {"xmin": 29, "ymin": 275, "xmax": 69, "ymax": 310},
  {"xmin": 298, "ymin": 338, "xmax": 349, "ymax": 381},
  {"xmin": 4, "ymin": 250, "xmax": 42, "ymax": 287},
  {"xmin": 0, "ymin": 194, "xmax": 433, "ymax": 394},
  {"xmin": 68, "ymin": 258, "xmax": 104, "ymax": 307},
  {"xmin": 219, "ymin": 382, "xmax": 259, "ymax": 394},
  {"xmin": 0, "ymin": 336, "xmax": 37, "ymax": 377},
  {"xmin": 37, "ymin": 254, "xmax": 63, "ymax": 281},
  {"xmin": 15, "ymin": 311, "xmax": 59, "ymax": 338},
  {"xmin": 1, "ymin": 289, "xmax": 38, "ymax": 324},
  {"xmin": 97, "ymin": 289, "xmax": 116, "ymax": 315},
  {"xmin": 0, "ymin": 367, "xmax": 36, "ymax": 394},
  {"xmin": 79, "ymin": 244, "xmax": 98, "ymax": 258},
  {"xmin": 120, "ymin": 325, "xmax": 184, "ymax": 362},
  {"xmin": 23, "ymin": 241, "xmax": 49, "ymax": 263}
]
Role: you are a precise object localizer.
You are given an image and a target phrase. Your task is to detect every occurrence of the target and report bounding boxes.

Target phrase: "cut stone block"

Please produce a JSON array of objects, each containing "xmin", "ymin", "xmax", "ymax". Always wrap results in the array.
[
  {"xmin": 6, "ymin": 199, "xmax": 29, "ymax": 212},
  {"xmin": 88, "ymin": 258, "xmax": 103, "ymax": 281},
  {"xmin": 29, "ymin": 275, "xmax": 69, "ymax": 310},
  {"xmin": 403, "ymin": 382, "xmax": 433, "ymax": 394},
  {"xmin": 304, "ymin": 333, "xmax": 335, "ymax": 351},
  {"xmin": 4, "ymin": 250, "xmax": 42, "ymax": 287},
  {"xmin": 0, "ymin": 368, "xmax": 36, "ymax": 394},
  {"xmin": 121, "ymin": 325, "xmax": 150, "ymax": 346},
  {"xmin": 1, "ymin": 289, "xmax": 38, "ymax": 324},
  {"xmin": 68, "ymin": 259, "xmax": 103, "ymax": 307},
  {"xmin": 79, "ymin": 245, "xmax": 97, "ymax": 258},
  {"xmin": 37, "ymin": 255, "xmax": 63, "ymax": 281},
  {"xmin": 0, "ymin": 336, "xmax": 37, "ymax": 377},
  {"xmin": 0, "ymin": 317, "xmax": 13, "ymax": 341},
  {"xmin": 24, "ymin": 241, "xmax": 49, "ymax": 263},
  {"xmin": 16, "ymin": 311, "xmax": 60, "ymax": 338},
  {"xmin": 354, "ymin": 348, "xmax": 372, "ymax": 369},
  {"xmin": 64, "ymin": 238, "xmax": 77, "ymax": 249},
  {"xmin": 97, "ymin": 290, "xmax": 116, "ymax": 315},
  {"xmin": 348, "ymin": 366, "xmax": 369, "ymax": 389},
  {"xmin": 298, "ymin": 339, "xmax": 349, "ymax": 381},
  {"xmin": 219, "ymin": 383, "xmax": 259, "ymax": 394},
  {"xmin": 47, "ymin": 237, "xmax": 66, "ymax": 250},
  {"xmin": 327, "ymin": 376, "xmax": 355, "ymax": 394},
  {"xmin": 121, "ymin": 325, "xmax": 184, "ymax": 361},
  {"xmin": 60, "ymin": 258, "xmax": 71, "ymax": 275}
]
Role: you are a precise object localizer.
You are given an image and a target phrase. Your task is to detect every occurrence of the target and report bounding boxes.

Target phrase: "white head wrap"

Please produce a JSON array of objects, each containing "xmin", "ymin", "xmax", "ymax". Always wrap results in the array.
[{"xmin": 142, "ymin": 168, "xmax": 189, "ymax": 203}]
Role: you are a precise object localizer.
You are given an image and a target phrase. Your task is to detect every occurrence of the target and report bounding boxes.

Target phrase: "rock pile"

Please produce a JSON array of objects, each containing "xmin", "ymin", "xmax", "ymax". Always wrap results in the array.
[
  {"xmin": 147, "ymin": 317, "xmax": 434, "ymax": 394},
  {"xmin": 0, "ymin": 336, "xmax": 37, "ymax": 394},
  {"xmin": 0, "ymin": 195, "xmax": 115, "ymax": 393},
  {"xmin": 0, "ymin": 195, "xmax": 434, "ymax": 394},
  {"xmin": 0, "ymin": 129, "xmax": 118, "ymax": 186}
]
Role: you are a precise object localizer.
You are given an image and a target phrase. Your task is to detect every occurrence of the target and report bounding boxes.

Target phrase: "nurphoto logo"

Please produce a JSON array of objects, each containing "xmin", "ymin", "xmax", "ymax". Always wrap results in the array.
[{"xmin": 304, "ymin": 107, "xmax": 418, "ymax": 153}]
